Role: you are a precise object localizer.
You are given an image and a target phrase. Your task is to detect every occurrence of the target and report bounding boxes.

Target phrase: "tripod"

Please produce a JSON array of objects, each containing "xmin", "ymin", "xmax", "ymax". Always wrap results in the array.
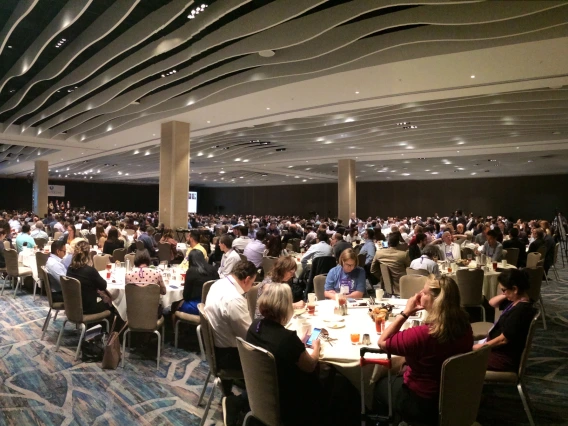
[{"xmin": 553, "ymin": 212, "xmax": 568, "ymax": 269}]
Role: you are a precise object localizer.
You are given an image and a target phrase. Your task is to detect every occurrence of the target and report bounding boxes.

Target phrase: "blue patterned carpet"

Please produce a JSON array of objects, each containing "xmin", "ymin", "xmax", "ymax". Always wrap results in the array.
[{"xmin": 1, "ymin": 258, "xmax": 568, "ymax": 426}]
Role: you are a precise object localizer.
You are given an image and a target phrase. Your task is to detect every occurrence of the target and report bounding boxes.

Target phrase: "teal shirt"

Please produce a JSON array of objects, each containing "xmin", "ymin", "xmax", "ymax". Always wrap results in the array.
[{"xmin": 15, "ymin": 233, "xmax": 36, "ymax": 253}]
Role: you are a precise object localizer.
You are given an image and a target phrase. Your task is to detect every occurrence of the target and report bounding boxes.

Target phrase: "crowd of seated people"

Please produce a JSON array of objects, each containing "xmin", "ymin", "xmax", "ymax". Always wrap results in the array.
[{"xmin": 1, "ymin": 207, "xmax": 564, "ymax": 426}]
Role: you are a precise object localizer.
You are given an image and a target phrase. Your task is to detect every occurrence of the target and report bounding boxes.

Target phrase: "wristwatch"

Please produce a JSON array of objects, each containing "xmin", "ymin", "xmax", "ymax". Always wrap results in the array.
[{"xmin": 399, "ymin": 311, "xmax": 410, "ymax": 320}]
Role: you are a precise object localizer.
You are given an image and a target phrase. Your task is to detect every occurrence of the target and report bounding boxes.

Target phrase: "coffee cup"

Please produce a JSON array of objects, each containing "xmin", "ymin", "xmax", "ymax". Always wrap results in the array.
[{"xmin": 307, "ymin": 293, "xmax": 317, "ymax": 303}]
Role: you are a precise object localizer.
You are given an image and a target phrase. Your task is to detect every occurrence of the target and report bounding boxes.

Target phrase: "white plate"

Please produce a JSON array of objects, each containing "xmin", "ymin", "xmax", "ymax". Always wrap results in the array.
[
  {"xmin": 327, "ymin": 323, "xmax": 345, "ymax": 329},
  {"xmin": 322, "ymin": 316, "xmax": 345, "ymax": 322}
]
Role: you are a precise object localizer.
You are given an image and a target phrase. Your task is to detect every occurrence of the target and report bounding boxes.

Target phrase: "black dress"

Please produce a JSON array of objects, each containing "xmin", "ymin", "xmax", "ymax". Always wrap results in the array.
[
  {"xmin": 246, "ymin": 318, "xmax": 322, "ymax": 426},
  {"xmin": 66, "ymin": 265, "xmax": 109, "ymax": 314}
]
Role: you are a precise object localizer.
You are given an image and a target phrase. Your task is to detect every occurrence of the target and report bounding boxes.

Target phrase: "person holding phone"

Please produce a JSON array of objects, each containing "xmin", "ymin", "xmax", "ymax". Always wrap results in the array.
[
  {"xmin": 324, "ymin": 249, "xmax": 366, "ymax": 299},
  {"xmin": 245, "ymin": 283, "xmax": 322, "ymax": 426}
]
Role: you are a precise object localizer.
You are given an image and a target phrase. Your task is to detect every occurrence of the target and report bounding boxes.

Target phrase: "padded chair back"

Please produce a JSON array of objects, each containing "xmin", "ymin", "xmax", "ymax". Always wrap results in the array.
[
  {"xmin": 86, "ymin": 234, "xmax": 97, "ymax": 246},
  {"xmin": 125, "ymin": 284, "xmax": 160, "ymax": 331},
  {"xmin": 60, "ymin": 276, "xmax": 84, "ymax": 323},
  {"xmin": 4, "ymin": 248, "xmax": 20, "ymax": 276},
  {"xmin": 289, "ymin": 238, "xmax": 301, "ymax": 253},
  {"xmin": 461, "ymin": 247, "xmax": 474, "ymax": 259},
  {"xmin": 125, "ymin": 229, "xmax": 135, "ymax": 236},
  {"xmin": 439, "ymin": 347, "xmax": 491, "ymax": 426},
  {"xmin": 380, "ymin": 263, "xmax": 394, "ymax": 294},
  {"xmin": 524, "ymin": 266, "xmax": 544, "ymax": 302},
  {"xmin": 504, "ymin": 247, "xmax": 519, "ymax": 267},
  {"xmin": 526, "ymin": 252, "xmax": 541, "ymax": 269},
  {"xmin": 3, "ymin": 240, "xmax": 10, "ymax": 250},
  {"xmin": 236, "ymin": 337, "xmax": 280, "ymax": 426},
  {"xmin": 201, "ymin": 279, "xmax": 217, "ymax": 304},
  {"xmin": 307, "ymin": 256, "xmax": 337, "ymax": 294},
  {"xmin": 536, "ymin": 246, "xmax": 547, "ymax": 260},
  {"xmin": 158, "ymin": 242, "xmax": 172, "ymax": 262},
  {"xmin": 238, "ymin": 253, "xmax": 247, "ymax": 262},
  {"xmin": 93, "ymin": 254, "xmax": 111, "ymax": 271},
  {"xmin": 501, "ymin": 249, "xmax": 508, "ymax": 260},
  {"xmin": 53, "ymin": 231, "xmax": 63, "ymax": 241},
  {"xmin": 35, "ymin": 251, "xmax": 50, "ymax": 271},
  {"xmin": 261, "ymin": 256, "xmax": 277, "ymax": 276},
  {"xmin": 135, "ymin": 240, "xmax": 145, "ymax": 251},
  {"xmin": 518, "ymin": 311, "xmax": 540, "ymax": 378},
  {"xmin": 406, "ymin": 267, "xmax": 429, "ymax": 277},
  {"xmin": 246, "ymin": 284, "xmax": 259, "ymax": 321},
  {"xmin": 399, "ymin": 275, "xmax": 427, "ymax": 299},
  {"xmin": 455, "ymin": 268, "xmax": 484, "ymax": 305},
  {"xmin": 154, "ymin": 233, "xmax": 162, "ymax": 243},
  {"xmin": 39, "ymin": 266, "xmax": 56, "ymax": 309},
  {"xmin": 112, "ymin": 248, "xmax": 127, "ymax": 262},
  {"xmin": 124, "ymin": 253, "xmax": 135, "ymax": 267},
  {"xmin": 34, "ymin": 238, "xmax": 47, "ymax": 248},
  {"xmin": 313, "ymin": 274, "xmax": 326, "ymax": 301},
  {"xmin": 357, "ymin": 253, "xmax": 366, "ymax": 267},
  {"xmin": 353, "ymin": 244, "xmax": 362, "ymax": 255},
  {"xmin": 198, "ymin": 303, "xmax": 219, "ymax": 377},
  {"xmin": 396, "ymin": 242, "xmax": 408, "ymax": 252}
]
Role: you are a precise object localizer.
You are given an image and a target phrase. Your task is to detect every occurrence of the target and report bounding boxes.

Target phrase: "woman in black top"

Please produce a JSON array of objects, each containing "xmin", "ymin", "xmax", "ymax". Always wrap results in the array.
[
  {"xmin": 66, "ymin": 240, "xmax": 113, "ymax": 315},
  {"xmin": 473, "ymin": 269, "xmax": 536, "ymax": 371},
  {"xmin": 246, "ymin": 283, "xmax": 322, "ymax": 426},
  {"xmin": 179, "ymin": 250, "xmax": 218, "ymax": 315},
  {"xmin": 102, "ymin": 228, "xmax": 125, "ymax": 255}
]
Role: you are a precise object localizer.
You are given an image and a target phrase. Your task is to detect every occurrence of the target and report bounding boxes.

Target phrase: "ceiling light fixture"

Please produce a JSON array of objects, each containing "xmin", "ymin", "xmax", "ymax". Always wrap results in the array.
[
  {"xmin": 134, "ymin": 150, "xmax": 139, "ymax": 154},
  {"xmin": 55, "ymin": 38, "xmax": 67, "ymax": 48},
  {"xmin": 266, "ymin": 107, "xmax": 270, "ymax": 110},
  {"xmin": 259, "ymin": 50, "xmax": 275, "ymax": 57},
  {"xmin": 431, "ymin": 172, "xmax": 439, "ymax": 175},
  {"xmin": 188, "ymin": 3, "xmax": 207, "ymax": 19},
  {"xmin": 471, "ymin": 75, "xmax": 475, "ymax": 78},
  {"xmin": 355, "ymin": 91, "xmax": 359, "ymax": 94}
]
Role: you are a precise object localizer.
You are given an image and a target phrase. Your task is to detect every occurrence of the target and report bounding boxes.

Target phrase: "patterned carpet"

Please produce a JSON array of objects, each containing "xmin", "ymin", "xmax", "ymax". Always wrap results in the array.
[{"xmin": 1, "ymin": 257, "xmax": 568, "ymax": 426}]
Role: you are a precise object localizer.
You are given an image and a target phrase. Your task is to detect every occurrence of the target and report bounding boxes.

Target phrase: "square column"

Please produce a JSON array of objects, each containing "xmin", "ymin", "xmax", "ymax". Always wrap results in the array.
[
  {"xmin": 338, "ymin": 159, "xmax": 356, "ymax": 224},
  {"xmin": 159, "ymin": 121, "xmax": 190, "ymax": 229},
  {"xmin": 33, "ymin": 160, "xmax": 48, "ymax": 217}
]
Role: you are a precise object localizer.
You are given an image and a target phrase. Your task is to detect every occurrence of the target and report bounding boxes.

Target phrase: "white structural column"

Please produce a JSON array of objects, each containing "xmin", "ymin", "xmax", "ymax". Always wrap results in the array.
[
  {"xmin": 159, "ymin": 121, "xmax": 190, "ymax": 230},
  {"xmin": 33, "ymin": 160, "xmax": 48, "ymax": 218},
  {"xmin": 338, "ymin": 159, "xmax": 356, "ymax": 224}
]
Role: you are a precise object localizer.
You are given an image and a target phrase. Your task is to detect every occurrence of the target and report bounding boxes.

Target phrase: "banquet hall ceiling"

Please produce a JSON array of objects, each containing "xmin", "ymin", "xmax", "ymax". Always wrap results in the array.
[{"xmin": 0, "ymin": 0, "xmax": 567, "ymax": 186}]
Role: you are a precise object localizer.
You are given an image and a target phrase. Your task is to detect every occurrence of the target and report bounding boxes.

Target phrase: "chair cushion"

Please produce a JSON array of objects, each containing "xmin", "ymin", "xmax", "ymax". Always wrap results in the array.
[
  {"xmin": 128, "ymin": 316, "xmax": 164, "ymax": 332},
  {"xmin": 18, "ymin": 267, "xmax": 33, "ymax": 276},
  {"xmin": 485, "ymin": 370, "xmax": 518, "ymax": 383},
  {"xmin": 83, "ymin": 310, "xmax": 111, "ymax": 323},
  {"xmin": 52, "ymin": 302, "xmax": 64, "ymax": 310},
  {"xmin": 175, "ymin": 311, "xmax": 200, "ymax": 324},
  {"xmin": 471, "ymin": 322, "xmax": 493, "ymax": 340}
]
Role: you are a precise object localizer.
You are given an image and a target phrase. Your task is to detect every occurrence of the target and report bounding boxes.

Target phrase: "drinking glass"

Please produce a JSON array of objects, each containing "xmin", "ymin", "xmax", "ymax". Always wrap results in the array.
[
  {"xmin": 350, "ymin": 333, "xmax": 360, "ymax": 345},
  {"xmin": 467, "ymin": 254, "xmax": 472, "ymax": 261},
  {"xmin": 307, "ymin": 302, "xmax": 316, "ymax": 315}
]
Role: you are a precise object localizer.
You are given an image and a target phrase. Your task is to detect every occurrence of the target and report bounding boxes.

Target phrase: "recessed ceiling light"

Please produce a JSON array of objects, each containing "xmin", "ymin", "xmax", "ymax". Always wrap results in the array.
[
  {"xmin": 294, "ymin": 176, "xmax": 299, "ymax": 178},
  {"xmin": 219, "ymin": 171, "xmax": 225, "ymax": 174},
  {"xmin": 197, "ymin": 152, "xmax": 203, "ymax": 156},
  {"xmin": 402, "ymin": 173, "xmax": 410, "ymax": 176},
  {"xmin": 243, "ymin": 159, "xmax": 249, "ymax": 163},
  {"xmin": 431, "ymin": 172, "xmax": 439, "ymax": 175},
  {"xmin": 345, "ymin": 118, "xmax": 355, "ymax": 123},
  {"xmin": 355, "ymin": 91, "xmax": 359, "ymax": 94},
  {"xmin": 471, "ymin": 75, "xmax": 475, "ymax": 78},
  {"xmin": 134, "ymin": 150, "xmax": 139, "ymax": 154},
  {"xmin": 266, "ymin": 107, "xmax": 270, "ymax": 110},
  {"xmin": 7, "ymin": 45, "xmax": 12, "ymax": 49},
  {"xmin": 234, "ymin": 158, "xmax": 241, "ymax": 161},
  {"xmin": 207, "ymin": 120, "xmax": 210, "ymax": 123},
  {"xmin": 425, "ymin": 169, "xmax": 430, "ymax": 172},
  {"xmin": 258, "ymin": 50, "xmax": 275, "ymax": 57},
  {"xmin": 302, "ymin": 179, "xmax": 307, "ymax": 182},
  {"xmin": 527, "ymin": 160, "xmax": 533, "ymax": 163}
]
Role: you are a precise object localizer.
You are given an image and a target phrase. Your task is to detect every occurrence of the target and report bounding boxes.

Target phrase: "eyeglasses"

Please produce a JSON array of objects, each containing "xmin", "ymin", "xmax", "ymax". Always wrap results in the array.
[{"xmin": 500, "ymin": 287, "xmax": 508, "ymax": 293}]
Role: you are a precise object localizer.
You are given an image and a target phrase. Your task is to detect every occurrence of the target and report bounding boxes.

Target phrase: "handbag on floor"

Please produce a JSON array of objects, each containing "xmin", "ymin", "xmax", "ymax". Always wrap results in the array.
[{"xmin": 102, "ymin": 319, "xmax": 128, "ymax": 370}]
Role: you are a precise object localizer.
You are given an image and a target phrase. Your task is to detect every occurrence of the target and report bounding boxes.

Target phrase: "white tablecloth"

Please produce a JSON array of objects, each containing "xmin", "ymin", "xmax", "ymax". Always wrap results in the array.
[
  {"xmin": 99, "ymin": 266, "xmax": 184, "ymax": 321},
  {"xmin": 18, "ymin": 250, "xmax": 39, "ymax": 281},
  {"xmin": 445, "ymin": 260, "xmax": 517, "ymax": 299}
]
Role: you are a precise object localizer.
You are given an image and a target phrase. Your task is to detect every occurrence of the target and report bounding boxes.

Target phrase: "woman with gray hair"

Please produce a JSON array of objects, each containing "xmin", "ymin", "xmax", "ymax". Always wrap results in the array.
[{"xmin": 246, "ymin": 283, "xmax": 323, "ymax": 425}]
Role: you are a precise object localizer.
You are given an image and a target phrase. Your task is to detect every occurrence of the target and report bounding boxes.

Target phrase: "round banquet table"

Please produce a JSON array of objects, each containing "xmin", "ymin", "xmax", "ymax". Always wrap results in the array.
[
  {"xmin": 99, "ymin": 266, "xmax": 184, "ymax": 321},
  {"xmin": 287, "ymin": 298, "xmax": 418, "ymax": 408},
  {"xmin": 442, "ymin": 260, "xmax": 517, "ymax": 299}
]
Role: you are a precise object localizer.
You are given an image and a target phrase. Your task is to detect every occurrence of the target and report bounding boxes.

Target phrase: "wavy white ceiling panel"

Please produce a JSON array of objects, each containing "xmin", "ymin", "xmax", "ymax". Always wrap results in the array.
[{"xmin": 0, "ymin": 0, "xmax": 38, "ymax": 55}]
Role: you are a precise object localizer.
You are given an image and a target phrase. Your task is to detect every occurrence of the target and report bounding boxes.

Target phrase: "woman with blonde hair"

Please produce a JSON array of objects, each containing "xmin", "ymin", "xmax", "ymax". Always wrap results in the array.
[
  {"xmin": 374, "ymin": 276, "xmax": 473, "ymax": 425},
  {"xmin": 95, "ymin": 224, "xmax": 107, "ymax": 248},
  {"xmin": 246, "ymin": 283, "xmax": 323, "ymax": 426},
  {"xmin": 254, "ymin": 256, "xmax": 304, "ymax": 318}
]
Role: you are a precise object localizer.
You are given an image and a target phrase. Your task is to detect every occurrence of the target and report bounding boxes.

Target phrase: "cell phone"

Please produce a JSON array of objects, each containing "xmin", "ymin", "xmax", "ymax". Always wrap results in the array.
[
  {"xmin": 382, "ymin": 241, "xmax": 388, "ymax": 248},
  {"xmin": 169, "ymin": 285, "xmax": 179, "ymax": 289},
  {"xmin": 305, "ymin": 327, "xmax": 322, "ymax": 348}
]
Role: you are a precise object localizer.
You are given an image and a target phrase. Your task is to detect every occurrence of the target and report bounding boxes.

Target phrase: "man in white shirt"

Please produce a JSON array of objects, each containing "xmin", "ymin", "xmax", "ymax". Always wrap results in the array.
[
  {"xmin": 348, "ymin": 212, "xmax": 358, "ymax": 227},
  {"xmin": 218, "ymin": 234, "xmax": 242, "ymax": 278},
  {"xmin": 53, "ymin": 216, "xmax": 65, "ymax": 233},
  {"xmin": 30, "ymin": 222, "xmax": 49, "ymax": 240},
  {"xmin": 409, "ymin": 246, "xmax": 440, "ymax": 276},
  {"xmin": 232, "ymin": 226, "xmax": 251, "ymax": 252},
  {"xmin": 9, "ymin": 215, "xmax": 21, "ymax": 233},
  {"xmin": 45, "ymin": 241, "xmax": 67, "ymax": 301},
  {"xmin": 205, "ymin": 261, "xmax": 257, "ymax": 396},
  {"xmin": 243, "ymin": 228, "xmax": 266, "ymax": 268},
  {"xmin": 437, "ymin": 231, "xmax": 461, "ymax": 261},
  {"xmin": 301, "ymin": 231, "xmax": 333, "ymax": 268}
]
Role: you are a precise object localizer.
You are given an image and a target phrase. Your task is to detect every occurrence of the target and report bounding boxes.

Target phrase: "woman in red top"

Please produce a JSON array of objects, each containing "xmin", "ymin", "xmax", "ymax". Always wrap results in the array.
[{"xmin": 374, "ymin": 276, "xmax": 473, "ymax": 425}]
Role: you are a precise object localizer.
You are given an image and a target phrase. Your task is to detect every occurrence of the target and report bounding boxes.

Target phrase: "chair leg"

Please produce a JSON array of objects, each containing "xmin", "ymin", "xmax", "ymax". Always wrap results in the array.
[
  {"xmin": 198, "ymin": 370, "xmax": 212, "ymax": 406},
  {"xmin": 33, "ymin": 279, "xmax": 38, "ymax": 300},
  {"xmin": 481, "ymin": 305, "xmax": 486, "ymax": 322},
  {"xmin": 54, "ymin": 310, "xmax": 59, "ymax": 321},
  {"xmin": 175, "ymin": 320, "xmax": 180, "ymax": 349},
  {"xmin": 196, "ymin": 325, "xmax": 205, "ymax": 360},
  {"xmin": 122, "ymin": 329, "xmax": 129, "ymax": 368},
  {"xmin": 75, "ymin": 323, "xmax": 87, "ymax": 361},
  {"xmin": 102, "ymin": 319, "xmax": 110, "ymax": 333},
  {"xmin": 154, "ymin": 330, "xmax": 161, "ymax": 370},
  {"xmin": 0, "ymin": 275, "xmax": 6, "ymax": 296},
  {"xmin": 162, "ymin": 324, "xmax": 165, "ymax": 347},
  {"xmin": 13, "ymin": 277, "xmax": 21, "ymax": 298},
  {"xmin": 539, "ymin": 297, "xmax": 547, "ymax": 330},
  {"xmin": 55, "ymin": 319, "xmax": 68, "ymax": 352},
  {"xmin": 199, "ymin": 377, "xmax": 218, "ymax": 426},
  {"xmin": 41, "ymin": 308, "xmax": 52, "ymax": 341},
  {"xmin": 517, "ymin": 382, "xmax": 535, "ymax": 426}
]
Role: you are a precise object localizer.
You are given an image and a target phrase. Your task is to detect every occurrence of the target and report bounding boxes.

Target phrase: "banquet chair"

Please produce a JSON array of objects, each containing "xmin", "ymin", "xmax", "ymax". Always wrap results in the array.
[
  {"xmin": 353, "ymin": 244, "xmax": 362, "ymax": 255},
  {"xmin": 197, "ymin": 303, "xmax": 244, "ymax": 426},
  {"xmin": 3, "ymin": 240, "xmax": 10, "ymax": 250},
  {"xmin": 125, "ymin": 229, "xmax": 135, "ymax": 237},
  {"xmin": 122, "ymin": 284, "xmax": 164, "ymax": 370},
  {"xmin": 93, "ymin": 254, "xmax": 111, "ymax": 271},
  {"xmin": 135, "ymin": 240, "xmax": 145, "ymax": 251},
  {"xmin": 406, "ymin": 267, "xmax": 429, "ymax": 277},
  {"xmin": 313, "ymin": 274, "xmax": 326, "ymax": 301},
  {"xmin": 456, "ymin": 269, "xmax": 485, "ymax": 322},
  {"xmin": 53, "ymin": 231, "xmax": 63, "ymax": 241},
  {"xmin": 201, "ymin": 279, "xmax": 216, "ymax": 304},
  {"xmin": 357, "ymin": 253, "xmax": 366, "ymax": 267},
  {"xmin": 399, "ymin": 275, "xmax": 427, "ymax": 299},
  {"xmin": 157, "ymin": 242, "xmax": 172, "ymax": 264},
  {"xmin": 55, "ymin": 276, "xmax": 110, "ymax": 361},
  {"xmin": 461, "ymin": 247, "xmax": 475, "ymax": 260},
  {"xmin": 236, "ymin": 337, "xmax": 281, "ymax": 426},
  {"xmin": 501, "ymin": 249, "xmax": 508, "ymax": 261},
  {"xmin": 396, "ymin": 242, "xmax": 408, "ymax": 252},
  {"xmin": 289, "ymin": 238, "xmax": 301, "ymax": 253},
  {"xmin": 34, "ymin": 238, "xmax": 47, "ymax": 249},
  {"xmin": 261, "ymin": 256, "xmax": 277, "ymax": 276},
  {"xmin": 484, "ymin": 312, "xmax": 540, "ymax": 426},
  {"xmin": 536, "ymin": 246, "xmax": 547, "ymax": 261},
  {"xmin": 246, "ymin": 284, "xmax": 260, "ymax": 321},
  {"xmin": 154, "ymin": 232, "xmax": 162, "ymax": 243},
  {"xmin": 305, "ymin": 256, "xmax": 336, "ymax": 299},
  {"xmin": 112, "ymin": 248, "xmax": 126, "ymax": 262},
  {"xmin": 379, "ymin": 263, "xmax": 396, "ymax": 295},
  {"xmin": 286, "ymin": 243, "xmax": 294, "ymax": 252},
  {"xmin": 504, "ymin": 247, "xmax": 520, "ymax": 267},
  {"xmin": 86, "ymin": 234, "xmax": 97, "ymax": 246},
  {"xmin": 38, "ymin": 266, "xmax": 64, "ymax": 341},
  {"xmin": 526, "ymin": 252, "xmax": 541, "ymax": 269},
  {"xmin": 2, "ymin": 248, "xmax": 32, "ymax": 298},
  {"xmin": 524, "ymin": 267, "xmax": 547, "ymax": 330},
  {"xmin": 33, "ymin": 252, "xmax": 50, "ymax": 300},
  {"xmin": 124, "ymin": 253, "xmax": 135, "ymax": 267},
  {"xmin": 238, "ymin": 253, "xmax": 248, "ymax": 262}
]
